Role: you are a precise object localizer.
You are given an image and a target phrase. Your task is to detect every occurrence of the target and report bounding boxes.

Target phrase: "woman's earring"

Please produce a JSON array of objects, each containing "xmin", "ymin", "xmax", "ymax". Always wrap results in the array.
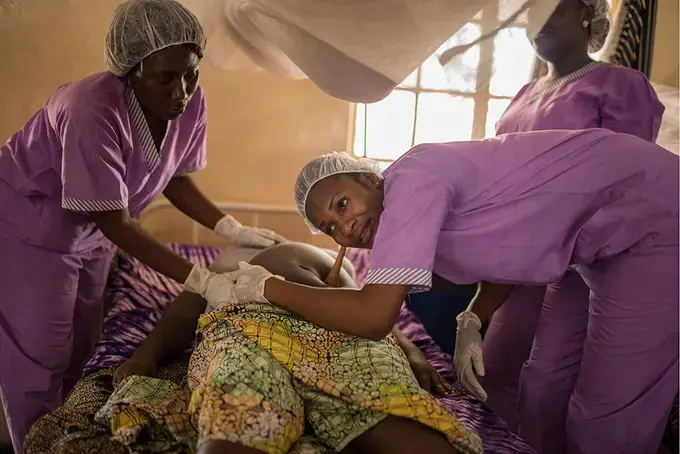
[{"xmin": 582, "ymin": 20, "xmax": 589, "ymax": 28}]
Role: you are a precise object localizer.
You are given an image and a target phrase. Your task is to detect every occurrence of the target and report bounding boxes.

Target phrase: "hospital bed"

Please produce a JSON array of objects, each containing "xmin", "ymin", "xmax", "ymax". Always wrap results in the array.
[
  {"xmin": 20, "ymin": 81, "xmax": 680, "ymax": 446},
  {"xmin": 24, "ymin": 202, "xmax": 538, "ymax": 454}
]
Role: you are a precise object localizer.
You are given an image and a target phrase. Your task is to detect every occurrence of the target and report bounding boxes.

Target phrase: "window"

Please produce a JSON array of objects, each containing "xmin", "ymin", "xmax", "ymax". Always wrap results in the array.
[{"xmin": 352, "ymin": 2, "xmax": 535, "ymax": 164}]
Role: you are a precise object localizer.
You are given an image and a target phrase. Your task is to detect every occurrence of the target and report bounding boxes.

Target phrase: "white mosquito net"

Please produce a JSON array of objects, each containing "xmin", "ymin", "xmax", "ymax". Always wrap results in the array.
[{"xmin": 178, "ymin": 0, "xmax": 560, "ymax": 103}]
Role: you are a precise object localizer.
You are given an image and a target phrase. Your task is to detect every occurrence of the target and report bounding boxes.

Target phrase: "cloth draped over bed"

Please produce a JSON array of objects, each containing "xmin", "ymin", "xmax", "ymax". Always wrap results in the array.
[
  {"xmin": 25, "ymin": 244, "xmax": 538, "ymax": 453},
  {"xmin": 94, "ymin": 305, "xmax": 483, "ymax": 454}
]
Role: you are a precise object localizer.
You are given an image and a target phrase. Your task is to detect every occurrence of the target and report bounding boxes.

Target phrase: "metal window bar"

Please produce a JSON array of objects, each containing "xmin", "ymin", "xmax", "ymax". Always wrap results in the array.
[
  {"xmin": 472, "ymin": 1, "xmax": 499, "ymax": 140},
  {"xmin": 355, "ymin": 0, "xmax": 525, "ymax": 160},
  {"xmin": 392, "ymin": 86, "xmax": 515, "ymax": 98},
  {"xmin": 410, "ymin": 67, "xmax": 423, "ymax": 147}
]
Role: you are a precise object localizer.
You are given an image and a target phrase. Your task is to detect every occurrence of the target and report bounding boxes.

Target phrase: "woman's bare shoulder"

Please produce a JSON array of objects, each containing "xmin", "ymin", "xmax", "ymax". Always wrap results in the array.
[{"xmin": 250, "ymin": 242, "xmax": 356, "ymax": 288}]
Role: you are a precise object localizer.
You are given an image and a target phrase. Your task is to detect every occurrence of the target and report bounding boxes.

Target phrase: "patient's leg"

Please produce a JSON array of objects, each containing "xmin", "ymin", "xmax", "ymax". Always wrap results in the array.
[
  {"xmin": 348, "ymin": 416, "xmax": 458, "ymax": 454},
  {"xmin": 190, "ymin": 314, "xmax": 305, "ymax": 454}
]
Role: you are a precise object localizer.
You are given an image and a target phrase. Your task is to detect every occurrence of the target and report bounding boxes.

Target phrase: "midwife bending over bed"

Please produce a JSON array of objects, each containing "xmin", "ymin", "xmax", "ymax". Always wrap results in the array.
[
  {"xmin": 482, "ymin": 0, "xmax": 666, "ymax": 440},
  {"xmin": 113, "ymin": 241, "xmax": 480, "ymax": 454},
  {"xmin": 190, "ymin": 129, "xmax": 679, "ymax": 454}
]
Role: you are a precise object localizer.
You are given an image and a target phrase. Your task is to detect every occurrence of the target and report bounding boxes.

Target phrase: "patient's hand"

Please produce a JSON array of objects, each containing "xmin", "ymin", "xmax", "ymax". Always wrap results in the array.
[
  {"xmin": 405, "ymin": 349, "xmax": 452, "ymax": 397},
  {"xmin": 114, "ymin": 357, "xmax": 158, "ymax": 386}
]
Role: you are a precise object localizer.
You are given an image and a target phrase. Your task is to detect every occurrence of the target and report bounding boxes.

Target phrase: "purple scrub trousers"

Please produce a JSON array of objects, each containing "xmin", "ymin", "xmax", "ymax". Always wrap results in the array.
[
  {"xmin": 482, "ymin": 61, "xmax": 667, "ymax": 441},
  {"xmin": 0, "ymin": 71, "xmax": 208, "ymax": 453},
  {"xmin": 0, "ymin": 237, "xmax": 114, "ymax": 451},
  {"xmin": 520, "ymin": 226, "xmax": 679, "ymax": 454}
]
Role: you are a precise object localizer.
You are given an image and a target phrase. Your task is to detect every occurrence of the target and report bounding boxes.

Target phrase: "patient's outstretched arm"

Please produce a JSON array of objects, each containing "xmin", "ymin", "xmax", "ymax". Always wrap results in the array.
[
  {"xmin": 391, "ymin": 326, "xmax": 452, "ymax": 396},
  {"xmin": 115, "ymin": 291, "xmax": 206, "ymax": 384}
]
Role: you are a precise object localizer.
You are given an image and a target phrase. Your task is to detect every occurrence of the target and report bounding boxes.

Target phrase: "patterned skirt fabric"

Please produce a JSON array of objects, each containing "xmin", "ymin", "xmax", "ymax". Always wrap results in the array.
[
  {"xmin": 26, "ymin": 362, "xmax": 338, "ymax": 454},
  {"xmin": 24, "ymin": 362, "xmax": 188, "ymax": 454},
  {"xmin": 26, "ymin": 245, "xmax": 537, "ymax": 453},
  {"xmin": 94, "ymin": 305, "xmax": 483, "ymax": 454}
]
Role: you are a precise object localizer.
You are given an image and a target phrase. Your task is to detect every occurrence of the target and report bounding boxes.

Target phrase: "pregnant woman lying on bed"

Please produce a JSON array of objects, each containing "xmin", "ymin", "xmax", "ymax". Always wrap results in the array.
[{"xmin": 105, "ymin": 242, "xmax": 482, "ymax": 454}]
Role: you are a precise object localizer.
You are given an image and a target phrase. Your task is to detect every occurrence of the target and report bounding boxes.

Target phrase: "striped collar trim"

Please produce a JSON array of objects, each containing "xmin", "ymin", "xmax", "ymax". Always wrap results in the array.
[
  {"xmin": 364, "ymin": 267, "xmax": 432, "ymax": 294},
  {"xmin": 124, "ymin": 84, "xmax": 165, "ymax": 170},
  {"xmin": 532, "ymin": 61, "xmax": 606, "ymax": 96}
]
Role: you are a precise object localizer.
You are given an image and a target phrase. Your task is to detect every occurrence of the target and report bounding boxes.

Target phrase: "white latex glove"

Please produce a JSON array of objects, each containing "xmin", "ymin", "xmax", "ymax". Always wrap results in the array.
[
  {"xmin": 224, "ymin": 262, "xmax": 281, "ymax": 304},
  {"xmin": 184, "ymin": 266, "xmax": 236, "ymax": 306},
  {"xmin": 453, "ymin": 311, "xmax": 487, "ymax": 401},
  {"xmin": 214, "ymin": 215, "xmax": 287, "ymax": 248},
  {"xmin": 184, "ymin": 266, "xmax": 215, "ymax": 295},
  {"xmin": 184, "ymin": 263, "xmax": 282, "ymax": 310}
]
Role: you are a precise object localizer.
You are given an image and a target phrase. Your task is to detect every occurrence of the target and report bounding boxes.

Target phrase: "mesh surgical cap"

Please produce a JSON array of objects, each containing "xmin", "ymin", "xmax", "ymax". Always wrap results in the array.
[
  {"xmin": 294, "ymin": 152, "xmax": 381, "ymax": 234},
  {"xmin": 583, "ymin": 0, "xmax": 610, "ymax": 53},
  {"xmin": 105, "ymin": 0, "xmax": 207, "ymax": 76}
]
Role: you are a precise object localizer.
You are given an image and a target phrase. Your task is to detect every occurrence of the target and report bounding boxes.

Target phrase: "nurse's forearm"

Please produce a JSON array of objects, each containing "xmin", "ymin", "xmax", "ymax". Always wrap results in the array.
[
  {"xmin": 466, "ymin": 281, "xmax": 514, "ymax": 323},
  {"xmin": 264, "ymin": 279, "xmax": 409, "ymax": 340},
  {"xmin": 163, "ymin": 176, "xmax": 224, "ymax": 230},
  {"xmin": 91, "ymin": 210, "xmax": 194, "ymax": 284}
]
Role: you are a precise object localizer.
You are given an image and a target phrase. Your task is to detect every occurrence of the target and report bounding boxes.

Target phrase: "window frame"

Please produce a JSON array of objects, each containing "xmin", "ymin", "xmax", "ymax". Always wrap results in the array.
[{"xmin": 349, "ymin": 1, "xmax": 531, "ymax": 163}]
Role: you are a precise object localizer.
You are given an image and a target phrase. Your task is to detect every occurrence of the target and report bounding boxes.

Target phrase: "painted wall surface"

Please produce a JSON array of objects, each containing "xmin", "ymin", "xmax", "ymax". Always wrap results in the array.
[
  {"xmin": 650, "ymin": 0, "xmax": 679, "ymax": 88},
  {"xmin": 0, "ymin": 0, "xmax": 349, "ymax": 250}
]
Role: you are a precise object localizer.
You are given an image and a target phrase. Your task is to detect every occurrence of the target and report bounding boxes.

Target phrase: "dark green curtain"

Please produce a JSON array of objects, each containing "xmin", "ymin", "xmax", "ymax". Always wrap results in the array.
[{"xmin": 610, "ymin": 0, "xmax": 658, "ymax": 77}]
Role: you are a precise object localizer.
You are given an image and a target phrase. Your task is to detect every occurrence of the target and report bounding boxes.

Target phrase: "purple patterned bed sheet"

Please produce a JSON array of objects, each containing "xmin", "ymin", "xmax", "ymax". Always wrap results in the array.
[{"xmin": 84, "ymin": 244, "xmax": 535, "ymax": 453}]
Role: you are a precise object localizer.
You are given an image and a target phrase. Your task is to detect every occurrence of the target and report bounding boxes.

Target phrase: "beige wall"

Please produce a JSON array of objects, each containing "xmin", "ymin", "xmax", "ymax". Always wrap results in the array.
[
  {"xmin": 0, "ymin": 0, "xmax": 676, "ymax": 244},
  {"xmin": 0, "ymin": 0, "xmax": 348, "ymax": 250},
  {"xmin": 650, "ymin": 0, "xmax": 679, "ymax": 87}
]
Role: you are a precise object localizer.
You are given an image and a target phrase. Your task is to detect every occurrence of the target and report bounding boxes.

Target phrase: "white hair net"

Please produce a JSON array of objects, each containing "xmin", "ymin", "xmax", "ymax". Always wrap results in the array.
[
  {"xmin": 583, "ymin": 0, "xmax": 611, "ymax": 53},
  {"xmin": 105, "ymin": 0, "xmax": 207, "ymax": 76},
  {"xmin": 294, "ymin": 152, "xmax": 381, "ymax": 233}
]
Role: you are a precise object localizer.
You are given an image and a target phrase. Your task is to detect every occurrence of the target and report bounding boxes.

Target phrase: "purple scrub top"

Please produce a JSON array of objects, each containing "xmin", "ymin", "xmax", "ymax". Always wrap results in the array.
[
  {"xmin": 364, "ymin": 129, "xmax": 678, "ymax": 290},
  {"xmin": 495, "ymin": 61, "xmax": 665, "ymax": 141},
  {"xmin": 0, "ymin": 72, "xmax": 207, "ymax": 254}
]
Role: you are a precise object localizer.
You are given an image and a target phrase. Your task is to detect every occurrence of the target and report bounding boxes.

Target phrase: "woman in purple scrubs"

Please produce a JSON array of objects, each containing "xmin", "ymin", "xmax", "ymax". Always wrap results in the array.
[
  {"xmin": 480, "ymin": 0, "xmax": 666, "ymax": 444},
  {"xmin": 196, "ymin": 131, "xmax": 679, "ymax": 454},
  {"xmin": 0, "ymin": 0, "xmax": 284, "ymax": 450}
]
